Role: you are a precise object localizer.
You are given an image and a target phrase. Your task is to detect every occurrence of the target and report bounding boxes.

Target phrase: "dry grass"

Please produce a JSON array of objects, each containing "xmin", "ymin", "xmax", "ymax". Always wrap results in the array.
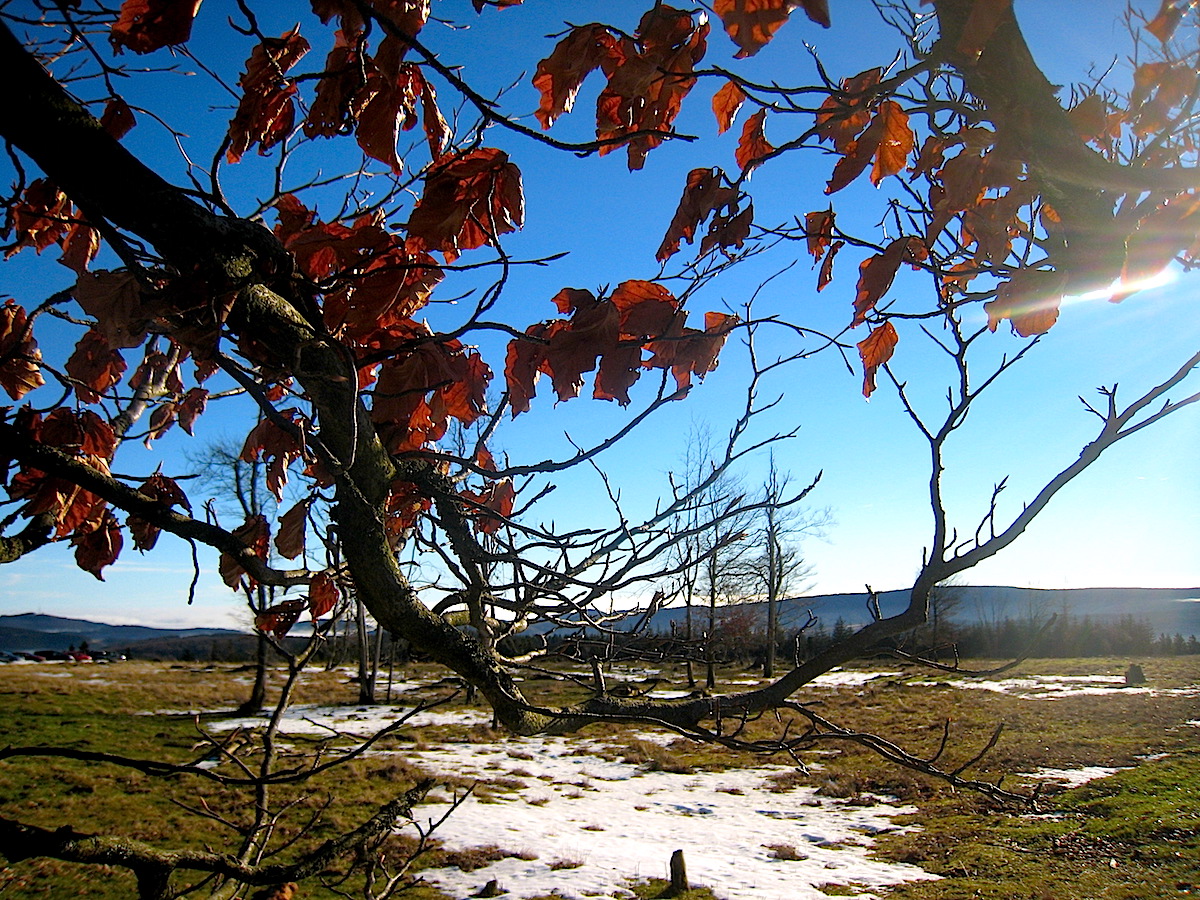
[{"xmin": 1, "ymin": 656, "xmax": 1198, "ymax": 900}]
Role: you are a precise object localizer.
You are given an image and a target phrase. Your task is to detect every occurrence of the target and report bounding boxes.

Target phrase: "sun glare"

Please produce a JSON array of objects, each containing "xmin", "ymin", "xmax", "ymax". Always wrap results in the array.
[{"xmin": 1067, "ymin": 267, "xmax": 1180, "ymax": 306}]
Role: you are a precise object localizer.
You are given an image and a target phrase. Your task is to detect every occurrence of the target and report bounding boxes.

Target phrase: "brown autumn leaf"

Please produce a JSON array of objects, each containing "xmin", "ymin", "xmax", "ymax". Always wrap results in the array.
[
  {"xmin": 65, "ymin": 329, "xmax": 126, "ymax": 404},
  {"xmin": 870, "ymin": 100, "xmax": 915, "ymax": 185},
  {"xmin": 177, "ymin": 386, "xmax": 208, "ymax": 436},
  {"xmin": 815, "ymin": 67, "xmax": 881, "ymax": 152},
  {"xmin": 370, "ymin": 338, "xmax": 490, "ymax": 452},
  {"xmin": 543, "ymin": 291, "xmax": 620, "ymax": 403},
  {"xmin": 255, "ymin": 600, "xmax": 305, "ymax": 639},
  {"xmin": 100, "ymin": 97, "xmax": 137, "ymax": 139},
  {"xmin": 714, "ymin": 0, "xmax": 829, "ymax": 58},
  {"xmin": 6, "ymin": 178, "xmax": 70, "ymax": 257},
  {"xmin": 226, "ymin": 29, "xmax": 310, "ymax": 164},
  {"xmin": 503, "ymin": 321, "xmax": 552, "ymax": 417},
  {"xmin": 60, "ymin": 222, "xmax": 100, "ymax": 274},
  {"xmin": 805, "ymin": 208, "xmax": 835, "ymax": 260},
  {"xmin": 532, "ymin": 24, "xmax": 625, "ymax": 130},
  {"xmin": 143, "ymin": 401, "xmax": 177, "ymax": 448},
  {"xmin": 712, "ymin": 79, "xmax": 747, "ymax": 134},
  {"xmin": 853, "ymin": 237, "xmax": 921, "ymax": 326},
  {"xmin": 699, "ymin": 203, "xmax": 754, "ymax": 256},
  {"xmin": 275, "ymin": 499, "xmax": 309, "ymax": 560},
  {"xmin": 127, "ymin": 472, "xmax": 190, "ymax": 552},
  {"xmin": 1146, "ymin": 0, "xmax": 1192, "ymax": 42},
  {"xmin": 473, "ymin": 0, "xmax": 524, "ymax": 10},
  {"xmin": 240, "ymin": 410, "xmax": 306, "ymax": 501},
  {"xmin": 406, "ymin": 148, "xmax": 524, "ymax": 263},
  {"xmin": 354, "ymin": 48, "xmax": 425, "ymax": 173},
  {"xmin": 0, "ymin": 301, "xmax": 45, "ymax": 401},
  {"xmin": 72, "ymin": 270, "xmax": 149, "ymax": 349},
  {"xmin": 955, "ymin": 0, "xmax": 1012, "ymax": 62},
  {"xmin": 129, "ymin": 346, "xmax": 185, "ymax": 398},
  {"xmin": 644, "ymin": 310, "xmax": 739, "ymax": 390},
  {"xmin": 324, "ymin": 238, "xmax": 443, "ymax": 340},
  {"xmin": 857, "ymin": 320, "xmax": 898, "ymax": 398},
  {"xmin": 736, "ymin": 108, "xmax": 774, "ymax": 173},
  {"xmin": 110, "ymin": 0, "xmax": 201, "ymax": 54},
  {"xmin": 595, "ymin": 6, "xmax": 708, "ymax": 170},
  {"xmin": 657, "ymin": 168, "xmax": 738, "ymax": 262},
  {"xmin": 826, "ymin": 127, "xmax": 882, "ymax": 195},
  {"xmin": 220, "ymin": 514, "xmax": 271, "ymax": 590},
  {"xmin": 817, "ymin": 239, "xmax": 843, "ymax": 291},
  {"xmin": 439, "ymin": 349, "xmax": 492, "ymax": 426},
  {"xmin": 72, "ymin": 509, "xmax": 123, "ymax": 580},
  {"xmin": 9, "ymin": 428, "xmax": 112, "ymax": 537},
  {"xmin": 304, "ymin": 32, "xmax": 370, "ymax": 139},
  {"xmin": 385, "ymin": 481, "xmax": 432, "ymax": 543},
  {"xmin": 308, "ymin": 572, "xmax": 339, "ymax": 619},
  {"xmin": 1068, "ymin": 94, "xmax": 1109, "ymax": 143},
  {"xmin": 418, "ymin": 73, "xmax": 451, "ymax": 159},
  {"xmin": 1115, "ymin": 194, "xmax": 1200, "ymax": 301},
  {"xmin": 459, "ymin": 478, "xmax": 516, "ymax": 534},
  {"xmin": 984, "ymin": 270, "xmax": 1067, "ymax": 337}
]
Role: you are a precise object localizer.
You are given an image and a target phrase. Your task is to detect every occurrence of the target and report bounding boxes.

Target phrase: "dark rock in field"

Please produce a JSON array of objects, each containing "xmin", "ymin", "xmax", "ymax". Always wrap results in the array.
[
  {"xmin": 1124, "ymin": 664, "xmax": 1146, "ymax": 686},
  {"xmin": 475, "ymin": 878, "xmax": 506, "ymax": 897}
]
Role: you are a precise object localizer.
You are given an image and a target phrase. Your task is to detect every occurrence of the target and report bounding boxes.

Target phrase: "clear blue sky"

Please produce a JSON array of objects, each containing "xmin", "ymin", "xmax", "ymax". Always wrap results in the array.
[{"xmin": 2, "ymin": 0, "xmax": 1197, "ymax": 629}]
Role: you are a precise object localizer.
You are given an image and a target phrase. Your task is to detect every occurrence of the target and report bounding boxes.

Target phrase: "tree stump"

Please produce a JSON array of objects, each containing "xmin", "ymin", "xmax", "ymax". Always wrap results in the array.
[{"xmin": 666, "ymin": 848, "xmax": 688, "ymax": 897}]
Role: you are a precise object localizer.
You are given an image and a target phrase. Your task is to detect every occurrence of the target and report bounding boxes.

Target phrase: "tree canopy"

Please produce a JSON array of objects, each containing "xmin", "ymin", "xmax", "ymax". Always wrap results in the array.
[{"xmin": 2, "ymin": 0, "xmax": 1200, "ymax": 896}]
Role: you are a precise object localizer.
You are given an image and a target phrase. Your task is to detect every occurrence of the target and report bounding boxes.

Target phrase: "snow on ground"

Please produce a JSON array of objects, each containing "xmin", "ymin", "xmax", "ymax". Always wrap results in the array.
[
  {"xmin": 403, "ymin": 736, "xmax": 936, "ymax": 900},
  {"xmin": 208, "ymin": 701, "xmax": 938, "ymax": 900},
  {"xmin": 909, "ymin": 673, "xmax": 1200, "ymax": 700},
  {"xmin": 208, "ymin": 703, "xmax": 493, "ymax": 736},
  {"xmin": 808, "ymin": 670, "xmax": 903, "ymax": 688},
  {"xmin": 1023, "ymin": 766, "xmax": 1126, "ymax": 788}
]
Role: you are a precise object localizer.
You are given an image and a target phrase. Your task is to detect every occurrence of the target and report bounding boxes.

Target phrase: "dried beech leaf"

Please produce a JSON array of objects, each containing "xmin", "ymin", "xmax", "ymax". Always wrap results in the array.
[
  {"xmin": 65, "ymin": 329, "xmax": 126, "ymax": 404},
  {"xmin": 308, "ymin": 572, "xmax": 340, "ymax": 619},
  {"xmin": 853, "ymin": 237, "xmax": 920, "ymax": 326},
  {"xmin": 220, "ymin": 514, "xmax": 270, "ymax": 590},
  {"xmin": 226, "ymin": 29, "xmax": 310, "ymax": 164},
  {"xmin": 870, "ymin": 100, "xmax": 915, "ymax": 185},
  {"xmin": 100, "ymin": 97, "xmax": 137, "ymax": 139},
  {"xmin": 712, "ymin": 79, "xmax": 747, "ymax": 134},
  {"xmin": 857, "ymin": 321, "xmax": 898, "ymax": 398},
  {"xmin": 0, "ymin": 301, "xmax": 45, "ymax": 401},
  {"xmin": 956, "ymin": 0, "xmax": 1012, "ymax": 61},
  {"xmin": 533, "ymin": 24, "xmax": 624, "ymax": 129},
  {"xmin": 714, "ymin": 0, "xmax": 829, "ymax": 58},
  {"xmin": 110, "ymin": 0, "xmax": 201, "ymax": 54},
  {"xmin": 255, "ymin": 599, "xmax": 305, "ymax": 639},
  {"xmin": 275, "ymin": 499, "xmax": 309, "ymax": 560},
  {"xmin": 72, "ymin": 509, "xmax": 123, "ymax": 580},
  {"xmin": 736, "ymin": 108, "xmax": 774, "ymax": 172},
  {"xmin": 657, "ymin": 168, "xmax": 737, "ymax": 261},
  {"xmin": 984, "ymin": 270, "xmax": 1067, "ymax": 337}
]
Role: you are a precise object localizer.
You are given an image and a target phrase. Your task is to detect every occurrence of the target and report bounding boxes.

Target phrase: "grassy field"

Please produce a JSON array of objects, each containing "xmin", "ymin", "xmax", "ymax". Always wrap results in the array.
[{"xmin": 0, "ymin": 656, "xmax": 1197, "ymax": 898}]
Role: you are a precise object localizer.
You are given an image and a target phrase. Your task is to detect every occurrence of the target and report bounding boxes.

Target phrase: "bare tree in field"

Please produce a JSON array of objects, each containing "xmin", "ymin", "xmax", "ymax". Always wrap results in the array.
[
  {"xmin": 2, "ymin": 1, "xmax": 1200, "ymax": 896},
  {"xmin": 745, "ymin": 453, "xmax": 829, "ymax": 677}
]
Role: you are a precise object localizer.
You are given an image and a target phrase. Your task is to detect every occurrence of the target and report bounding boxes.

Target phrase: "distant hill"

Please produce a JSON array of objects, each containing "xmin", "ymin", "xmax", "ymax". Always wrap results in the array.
[
  {"xmin": 546, "ymin": 585, "xmax": 1200, "ymax": 638},
  {"xmin": 0, "ymin": 613, "xmax": 240, "ymax": 653},
  {"xmin": 3, "ymin": 585, "xmax": 1197, "ymax": 656}
]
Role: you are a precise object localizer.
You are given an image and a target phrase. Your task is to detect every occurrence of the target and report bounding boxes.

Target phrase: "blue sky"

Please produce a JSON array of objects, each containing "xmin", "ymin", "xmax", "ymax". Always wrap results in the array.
[{"xmin": 2, "ymin": 0, "xmax": 1198, "ymax": 629}]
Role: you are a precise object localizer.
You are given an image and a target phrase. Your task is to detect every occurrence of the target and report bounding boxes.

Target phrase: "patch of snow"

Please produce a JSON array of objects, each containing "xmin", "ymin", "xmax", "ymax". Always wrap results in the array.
[
  {"xmin": 1024, "ymin": 766, "xmax": 1125, "ymax": 788},
  {"xmin": 207, "ymin": 703, "xmax": 492, "ymax": 736},
  {"xmin": 808, "ymin": 670, "xmax": 903, "ymax": 688},
  {"xmin": 909, "ymin": 674, "xmax": 1200, "ymax": 700},
  {"xmin": 403, "ymin": 735, "xmax": 937, "ymax": 900}
]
